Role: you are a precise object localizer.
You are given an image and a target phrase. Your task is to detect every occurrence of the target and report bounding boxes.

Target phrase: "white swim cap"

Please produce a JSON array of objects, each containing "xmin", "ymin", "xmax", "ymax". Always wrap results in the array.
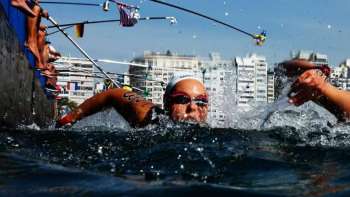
[
  {"xmin": 164, "ymin": 72, "xmax": 202, "ymax": 96},
  {"xmin": 163, "ymin": 72, "xmax": 202, "ymax": 110}
]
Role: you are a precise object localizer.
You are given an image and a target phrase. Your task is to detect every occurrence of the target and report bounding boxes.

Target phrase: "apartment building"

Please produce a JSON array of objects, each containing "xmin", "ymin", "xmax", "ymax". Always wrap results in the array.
[
  {"xmin": 54, "ymin": 57, "xmax": 95, "ymax": 105},
  {"xmin": 330, "ymin": 59, "xmax": 350, "ymax": 90},
  {"xmin": 130, "ymin": 51, "xmax": 201, "ymax": 108},
  {"xmin": 235, "ymin": 54, "xmax": 268, "ymax": 110},
  {"xmin": 267, "ymin": 71, "xmax": 275, "ymax": 103},
  {"xmin": 201, "ymin": 53, "xmax": 236, "ymax": 127}
]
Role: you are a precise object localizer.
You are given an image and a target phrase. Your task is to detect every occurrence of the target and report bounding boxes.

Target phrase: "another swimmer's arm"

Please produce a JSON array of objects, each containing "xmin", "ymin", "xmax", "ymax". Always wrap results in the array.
[
  {"xmin": 317, "ymin": 83, "xmax": 350, "ymax": 120},
  {"xmin": 57, "ymin": 88, "xmax": 155, "ymax": 127}
]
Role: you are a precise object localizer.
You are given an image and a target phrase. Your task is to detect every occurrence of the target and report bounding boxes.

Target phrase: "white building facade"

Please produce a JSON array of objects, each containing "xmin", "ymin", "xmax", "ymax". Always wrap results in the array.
[
  {"xmin": 330, "ymin": 59, "xmax": 350, "ymax": 91},
  {"xmin": 130, "ymin": 51, "xmax": 201, "ymax": 108},
  {"xmin": 54, "ymin": 57, "xmax": 95, "ymax": 105},
  {"xmin": 201, "ymin": 53, "xmax": 236, "ymax": 127},
  {"xmin": 235, "ymin": 54, "xmax": 268, "ymax": 110},
  {"xmin": 267, "ymin": 71, "xmax": 275, "ymax": 103}
]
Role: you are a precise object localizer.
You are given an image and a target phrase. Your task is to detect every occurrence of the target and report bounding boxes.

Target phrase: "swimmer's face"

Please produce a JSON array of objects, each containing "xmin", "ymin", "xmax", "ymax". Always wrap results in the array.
[{"xmin": 168, "ymin": 79, "xmax": 208, "ymax": 123}]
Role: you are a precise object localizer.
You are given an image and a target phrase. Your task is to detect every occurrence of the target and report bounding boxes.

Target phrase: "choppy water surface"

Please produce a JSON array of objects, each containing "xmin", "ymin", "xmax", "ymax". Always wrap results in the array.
[{"xmin": 2, "ymin": 106, "xmax": 350, "ymax": 196}]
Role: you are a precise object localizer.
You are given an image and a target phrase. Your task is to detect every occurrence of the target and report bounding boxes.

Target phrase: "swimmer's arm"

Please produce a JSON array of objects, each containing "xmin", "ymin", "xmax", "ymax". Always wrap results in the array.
[
  {"xmin": 317, "ymin": 82, "xmax": 350, "ymax": 120},
  {"xmin": 57, "ymin": 88, "xmax": 155, "ymax": 127}
]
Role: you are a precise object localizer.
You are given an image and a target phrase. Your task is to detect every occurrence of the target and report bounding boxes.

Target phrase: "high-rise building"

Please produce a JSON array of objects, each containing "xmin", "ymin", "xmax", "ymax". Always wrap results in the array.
[
  {"xmin": 330, "ymin": 59, "xmax": 350, "ymax": 91},
  {"xmin": 267, "ymin": 71, "xmax": 275, "ymax": 103},
  {"xmin": 201, "ymin": 53, "xmax": 236, "ymax": 127},
  {"xmin": 235, "ymin": 54, "xmax": 268, "ymax": 110},
  {"xmin": 54, "ymin": 57, "xmax": 95, "ymax": 105},
  {"xmin": 130, "ymin": 51, "xmax": 200, "ymax": 108}
]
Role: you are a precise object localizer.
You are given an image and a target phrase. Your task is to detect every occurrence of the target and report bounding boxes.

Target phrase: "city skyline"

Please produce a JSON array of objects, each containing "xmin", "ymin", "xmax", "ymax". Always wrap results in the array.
[{"xmin": 42, "ymin": 0, "xmax": 350, "ymax": 73}]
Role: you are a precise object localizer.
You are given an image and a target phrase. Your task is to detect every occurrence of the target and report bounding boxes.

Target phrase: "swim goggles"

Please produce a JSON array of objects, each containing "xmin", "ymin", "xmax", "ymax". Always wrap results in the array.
[{"xmin": 169, "ymin": 92, "xmax": 208, "ymax": 107}]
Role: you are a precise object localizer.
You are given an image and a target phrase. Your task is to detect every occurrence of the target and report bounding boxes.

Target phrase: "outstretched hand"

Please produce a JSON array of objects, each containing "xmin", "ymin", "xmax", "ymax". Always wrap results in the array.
[
  {"xmin": 55, "ymin": 113, "xmax": 76, "ymax": 128},
  {"xmin": 288, "ymin": 69, "xmax": 327, "ymax": 106},
  {"xmin": 282, "ymin": 59, "xmax": 317, "ymax": 77}
]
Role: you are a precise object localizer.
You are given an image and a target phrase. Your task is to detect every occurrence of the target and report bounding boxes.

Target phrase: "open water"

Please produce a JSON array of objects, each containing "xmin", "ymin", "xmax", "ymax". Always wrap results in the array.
[{"xmin": 1, "ymin": 102, "xmax": 350, "ymax": 196}]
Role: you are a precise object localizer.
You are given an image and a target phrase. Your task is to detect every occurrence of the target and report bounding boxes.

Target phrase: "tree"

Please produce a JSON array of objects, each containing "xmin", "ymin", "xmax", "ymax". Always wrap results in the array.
[{"xmin": 57, "ymin": 98, "xmax": 78, "ymax": 116}]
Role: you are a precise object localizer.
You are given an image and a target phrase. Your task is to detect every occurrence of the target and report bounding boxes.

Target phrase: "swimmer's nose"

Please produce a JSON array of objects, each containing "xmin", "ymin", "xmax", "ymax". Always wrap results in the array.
[{"xmin": 183, "ymin": 113, "xmax": 200, "ymax": 122}]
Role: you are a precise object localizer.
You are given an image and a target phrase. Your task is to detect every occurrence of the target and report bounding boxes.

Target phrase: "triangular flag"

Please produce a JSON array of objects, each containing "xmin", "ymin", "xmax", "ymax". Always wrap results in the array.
[{"xmin": 75, "ymin": 23, "xmax": 85, "ymax": 38}]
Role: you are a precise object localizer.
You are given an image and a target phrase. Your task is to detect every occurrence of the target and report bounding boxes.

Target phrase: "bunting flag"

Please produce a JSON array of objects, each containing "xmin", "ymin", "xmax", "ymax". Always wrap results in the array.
[
  {"xmin": 75, "ymin": 23, "xmax": 85, "ymax": 38},
  {"xmin": 255, "ymin": 30, "xmax": 267, "ymax": 46},
  {"xmin": 65, "ymin": 82, "xmax": 79, "ymax": 91},
  {"xmin": 118, "ymin": 5, "xmax": 139, "ymax": 27},
  {"xmin": 70, "ymin": 82, "xmax": 76, "ymax": 90}
]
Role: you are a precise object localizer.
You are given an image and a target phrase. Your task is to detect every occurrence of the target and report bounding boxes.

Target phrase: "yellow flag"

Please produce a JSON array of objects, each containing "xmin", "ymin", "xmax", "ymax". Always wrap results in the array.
[{"xmin": 75, "ymin": 23, "xmax": 84, "ymax": 38}]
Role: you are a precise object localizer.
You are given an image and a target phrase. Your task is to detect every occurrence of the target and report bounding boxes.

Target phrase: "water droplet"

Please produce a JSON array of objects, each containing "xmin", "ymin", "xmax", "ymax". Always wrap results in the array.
[
  {"xmin": 6, "ymin": 137, "xmax": 14, "ymax": 143},
  {"xmin": 177, "ymin": 154, "xmax": 182, "ymax": 159},
  {"xmin": 180, "ymin": 164, "xmax": 184, "ymax": 169},
  {"xmin": 224, "ymin": 12, "xmax": 229, "ymax": 16},
  {"xmin": 196, "ymin": 147, "xmax": 204, "ymax": 152},
  {"xmin": 327, "ymin": 25, "xmax": 332, "ymax": 29},
  {"xmin": 98, "ymin": 146, "xmax": 103, "ymax": 154}
]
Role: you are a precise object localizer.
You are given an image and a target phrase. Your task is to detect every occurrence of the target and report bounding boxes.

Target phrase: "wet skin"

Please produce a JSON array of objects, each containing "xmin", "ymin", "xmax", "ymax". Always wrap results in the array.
[
  {"xmin": 11, "ymin": 0, "xmax": 36, "ymax": 17},
  {"xmin": 169, "ymin": 79, "xmax": 208, "ymax": 123},
  {"xmin": 286, "ymin": 60, "xmax": 350, "ymax": 120},
  {"xmin": 26, "ymin": 4, "xmax": 44, "ymax": 70},
  {"xmin": 57, "ymin": 80, "xmax": 209, "ymax": 128}
]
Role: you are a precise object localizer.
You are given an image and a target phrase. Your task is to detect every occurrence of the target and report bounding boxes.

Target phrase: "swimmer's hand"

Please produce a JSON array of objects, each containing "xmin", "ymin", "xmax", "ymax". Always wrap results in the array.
[
  {"xmin": 55, "ymin": 114, "xmax": 76, "ymax": 128},
  {"xmin": 288, "ymin": 69, "xmax": 327, "ymax": 106},
  {"xmin": 281, "ymin": 59, "xmax": 316, "ymax": 77}
]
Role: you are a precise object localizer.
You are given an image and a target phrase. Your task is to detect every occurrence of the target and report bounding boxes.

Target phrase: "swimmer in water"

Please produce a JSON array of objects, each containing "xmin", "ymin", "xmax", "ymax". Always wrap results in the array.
[
  {"xmin": 56, "ymin": 73, "xmax": 209, "ymax": 127},
  {"xmin": 283, "ymin": 59, "xmax": 350, "ymax": 121}
]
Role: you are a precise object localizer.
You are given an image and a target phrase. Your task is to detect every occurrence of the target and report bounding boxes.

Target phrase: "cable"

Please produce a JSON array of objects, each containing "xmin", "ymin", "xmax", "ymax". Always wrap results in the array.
[
  {"xmin": 46, "ymin": 17, "xmax": 171, "ymax": 29},
  {"xmin": 149, "ymin": 0, "xmax": 256, "ymax": 38},
  {"xmin": 46, "ymin": 25, "xmax": 74, "ymax": 36},
  {"xmin": 39, "ymin": 1, "xmax": 101, "ymax": 7}
]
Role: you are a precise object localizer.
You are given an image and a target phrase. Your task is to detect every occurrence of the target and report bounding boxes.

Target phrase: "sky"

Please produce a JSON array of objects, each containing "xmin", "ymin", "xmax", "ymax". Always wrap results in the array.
[{"xmin": 42, "ymin": 0, "xmax": 350, "ymax": 73}]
